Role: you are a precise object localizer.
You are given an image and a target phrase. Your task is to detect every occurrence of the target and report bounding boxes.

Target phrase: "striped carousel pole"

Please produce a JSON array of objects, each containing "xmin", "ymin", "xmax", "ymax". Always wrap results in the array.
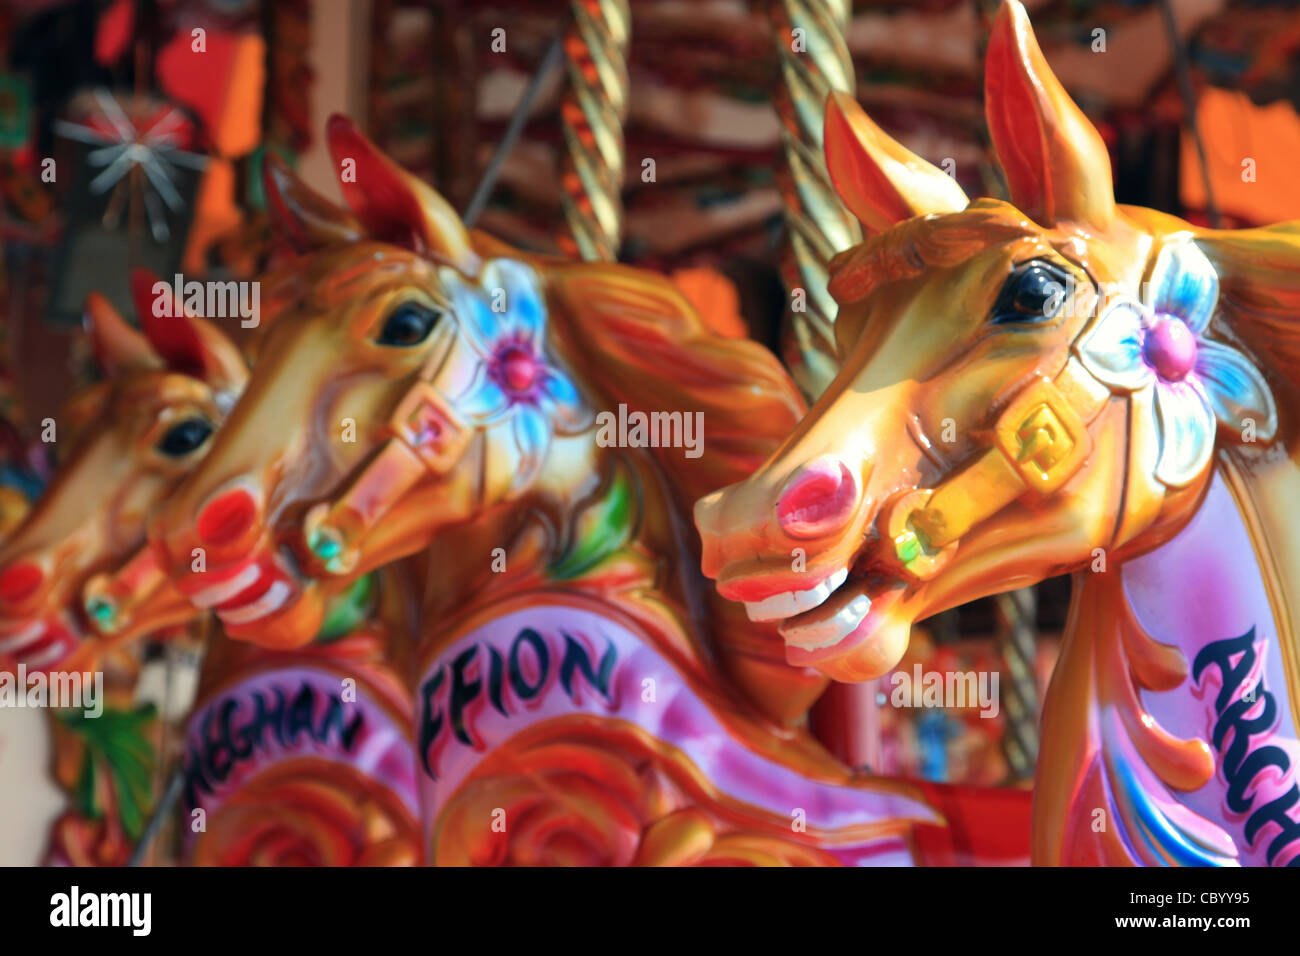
[
  {"xmin": 557, "ymin": 0, "xmax": 631, "ymax": 263},
  {"xmin": 768, "ymin": 0, "xmax": 861, "ymax": 399},
  {"xmin": 994, "ymin": 588, "xmax": 1039, "ymax": 781}
]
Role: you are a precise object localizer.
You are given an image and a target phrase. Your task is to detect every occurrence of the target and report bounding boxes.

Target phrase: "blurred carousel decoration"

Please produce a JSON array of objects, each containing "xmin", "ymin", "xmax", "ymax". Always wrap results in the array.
[{"xmin": 48, "ymin": 90, "xmax": 205, "ymax": 325}]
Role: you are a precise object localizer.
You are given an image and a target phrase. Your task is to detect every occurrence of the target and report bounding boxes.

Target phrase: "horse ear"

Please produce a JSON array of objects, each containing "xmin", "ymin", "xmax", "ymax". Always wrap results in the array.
[
  {"xmin": 984, "ymin": 0, "xmax": 1115, "ymax": 228},
  {"xmin": 263, "ymin": 153, "xmax": 364, "ymax": 252},
  {"xmin": 83, "ymin": 292, "xmax": 160, "ymax": 375},
  {"xmin": 325, "ymin": 114, "xmax": 478, "ymax": 274},
  {"xmin": 824, "ymin": 91, "xmax": 968, "ymax": 235},
  {"xmin": 131, "ymin": 270, "xmax": 248, "ymax": 391}
]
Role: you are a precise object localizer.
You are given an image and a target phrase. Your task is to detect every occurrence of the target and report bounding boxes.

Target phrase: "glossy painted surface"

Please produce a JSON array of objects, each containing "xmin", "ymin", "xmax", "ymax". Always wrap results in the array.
[
  {"xmin": 182, "ymin": 633, "xmax": 421, "ymax": 866},
  {"xmin": 0, "ymin": 283, "xmax": 245, "ymax": 673},
  {"xmin": 139, "ymin": 116, "xmax": 1035, "ymax": 865},
  {"xmin": 694, "ymin": 0, "xmax": 1300, "ymax": 865}
]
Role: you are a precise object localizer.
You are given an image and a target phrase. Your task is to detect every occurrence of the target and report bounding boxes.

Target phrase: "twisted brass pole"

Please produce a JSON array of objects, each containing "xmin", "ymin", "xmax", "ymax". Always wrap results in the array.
[
  {"xmin": 768, "ymin": 0, "xmax": 861, "ymax": 398},
  {"xmin": 994, "ymin": 587, "xmax": 1040, "ymax": 781},
  {"xmin": 558, "ymin": 0, "xmax": 631, "ymax": 263}
]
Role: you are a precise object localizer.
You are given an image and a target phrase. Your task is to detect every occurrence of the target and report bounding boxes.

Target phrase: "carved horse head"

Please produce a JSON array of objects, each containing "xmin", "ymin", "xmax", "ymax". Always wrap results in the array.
[
  {"xmin": 695, "ymin": 0, "xmax": 1294, "ymax": 684},
  {"xmin": 147, "ymin": 117, "xmax": 815, "ymax": 720},
  {"xmin": 0, "ymin": 278, "xmax": 246, "ymax": 671}
]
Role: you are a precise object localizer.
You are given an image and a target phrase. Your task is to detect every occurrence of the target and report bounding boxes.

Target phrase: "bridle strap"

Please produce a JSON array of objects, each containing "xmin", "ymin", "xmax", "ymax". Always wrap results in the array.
[
  {"xmin": 886, "ymin": 354, "xmax": 1112, "ymax": 580},
  {"xmin": 301, "ymin": 361, "xmax": 474, "ymax": 575}
]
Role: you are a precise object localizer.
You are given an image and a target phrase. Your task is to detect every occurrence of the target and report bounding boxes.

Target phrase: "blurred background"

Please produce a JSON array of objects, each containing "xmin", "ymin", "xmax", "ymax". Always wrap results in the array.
[{"xmin": 1, "ymin": 0, "xmax": 1299, "ymax": 839}]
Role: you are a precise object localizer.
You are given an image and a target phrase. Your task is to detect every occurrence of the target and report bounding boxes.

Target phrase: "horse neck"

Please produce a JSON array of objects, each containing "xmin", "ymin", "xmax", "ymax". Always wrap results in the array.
[
  {"xmin": 1034, "ymin": 452, "xmax": 1300, "ymax": 866},
  {"xmin": 416, "ymin": 447, "xmax": 719, "ymax": 682}
]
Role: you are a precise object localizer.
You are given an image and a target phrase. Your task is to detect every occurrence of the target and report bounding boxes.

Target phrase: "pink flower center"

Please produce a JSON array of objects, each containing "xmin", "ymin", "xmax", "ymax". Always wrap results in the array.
[
  {"xmin": 1142, "ymin": 316, "xmax": 1197, "ymax": 382},
  {"xmin": 499, "ymin": 345, "xmax": 540, "ymax": 395}
]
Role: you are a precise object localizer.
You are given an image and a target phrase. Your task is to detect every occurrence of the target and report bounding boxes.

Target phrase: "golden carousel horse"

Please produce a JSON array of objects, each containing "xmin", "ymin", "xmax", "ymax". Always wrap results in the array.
[
  {"xmin": 0, "ymin": 279, "xmax": 244, "ymax": 863},
  {"xmin": 696, "ymin": 0, "xmax": 1300, "ymax": 866},
  {"xmin": 131, "ymin": 115, "xmax": 1036, "ymax": 866},
  {"xmin": 0, "ymin": 270, "xmax": 422, "ymax": 866}
]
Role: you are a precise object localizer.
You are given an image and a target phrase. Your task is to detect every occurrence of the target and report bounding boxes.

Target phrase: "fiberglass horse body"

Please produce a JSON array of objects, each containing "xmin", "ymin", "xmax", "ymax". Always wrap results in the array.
[
  {"xmin": 696, "ymin": 0, "xmax": 1300, "ymax": 866},
  {"xmin": 0, "ymin": 281, "xmax": 245, "ymax": 864},
  {"xmin": 140, "ymin": 116, "xmax": 1023, "ymax": 866},
  {"xmin": 0, "ymin": 274, "xmax": 422, "ymax": 866}
]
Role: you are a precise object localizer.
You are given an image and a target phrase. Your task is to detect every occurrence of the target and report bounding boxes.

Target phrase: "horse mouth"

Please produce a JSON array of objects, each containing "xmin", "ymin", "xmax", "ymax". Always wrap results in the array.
[
  {"xmin": 734, "ymin": 562, "xmax": 909, "ymax": 665},
  {"xmin": 0, "ymin": 612, "xmax": 83, "ymax": 671},
  {"xmin": 185, "ymin": 547, "xmax": 303, "ymax": 629}
]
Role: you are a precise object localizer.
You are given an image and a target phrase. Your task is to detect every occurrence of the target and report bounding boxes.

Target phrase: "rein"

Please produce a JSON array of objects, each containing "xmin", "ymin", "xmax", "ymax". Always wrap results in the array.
[
  {"xmin": 883, "ymin": 324, "xmax": 1117, "ymax": 582},
  {"xmin": 301, "ymin": 347, "xmax": 474, "ymax": 579}
]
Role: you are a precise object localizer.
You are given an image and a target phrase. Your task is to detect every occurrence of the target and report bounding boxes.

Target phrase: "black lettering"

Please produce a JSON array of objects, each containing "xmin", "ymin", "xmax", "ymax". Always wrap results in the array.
[
  {"xmin": 317, "ymin": 694, "xmax": 364, "ymax": 753},
  {"xmin": 448, "ymin": 646, "xmax": 481, "ymax": 746},
  {"xmin": 1193, "ymin": 628, "xmax": 1256, "ymax": 714},
  {"xmin": 559, "ymin": 634, "xmax": 616, "ymax": 701},
  {"xmin": 250, "ymin": 687, "xmax": 289, "ymax": 751},
  {"xmin": 418, "ymin": 666, "xmax": 446, "ymax": 778},
  {"xmin": 1226, "ymin": 746, "xmax": 1290, "ymax": 815},
  {"xmin": 1215, "ymin": 682, "xmax": 1278, "ymax": 778},
  {"xmin": 509, "ymin": 629, "xmax": 549, "ymax": 700},
  {"xmin": 1195, "ymin": 626, "xmax": 1300, "ymax": 864},
  {"xmin": 286, "ymin": 684, "xmax": 315, "ymax": 744},
  {"xmin": 1241, "ymin": 786, "xmax": 1300, "ymax": 866},
  {"xmin": 220, "ymin": 697, "xmax": 254, "ymax": 762},
  {"xmin": 487, "ymin": 646, "xmax": 507, "ymax": 716}
]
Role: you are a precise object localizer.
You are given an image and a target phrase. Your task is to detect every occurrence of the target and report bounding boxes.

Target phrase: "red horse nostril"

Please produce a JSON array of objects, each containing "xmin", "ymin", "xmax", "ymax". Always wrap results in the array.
[
  {"xmin": 197, "ymin": 488, "xmax": 260, "ymax": 548},
  {"xmin": 777, "ymin": 455, "xmax": 859, "ymax": 539},
  {"xmin": 0, "ymin": 561, "xmax": 44, "ymax": 605}
]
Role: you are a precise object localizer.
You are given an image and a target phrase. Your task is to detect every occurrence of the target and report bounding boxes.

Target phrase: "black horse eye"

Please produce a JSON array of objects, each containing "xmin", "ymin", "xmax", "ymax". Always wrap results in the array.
[
  {"xmin": 157, "ymin": 418, "xmax": 213, "ymax": 457},
  {"xmin": 377, "ymin": 302, "xmax": 443, "ymax": 347},
  {"xmin": 991, "ymin": 260, "xmax": 1071, "ymax": 325}
]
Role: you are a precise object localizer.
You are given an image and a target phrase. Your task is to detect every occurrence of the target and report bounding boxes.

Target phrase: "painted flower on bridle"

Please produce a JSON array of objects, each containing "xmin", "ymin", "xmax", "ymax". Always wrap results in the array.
[
  {"xmin": 441, "ymin": 259, "xmax": 589, "ymax": 485},
  {"xmin": 1075, "ymin": 237, "xmax": 1277, "ymax": 487}
]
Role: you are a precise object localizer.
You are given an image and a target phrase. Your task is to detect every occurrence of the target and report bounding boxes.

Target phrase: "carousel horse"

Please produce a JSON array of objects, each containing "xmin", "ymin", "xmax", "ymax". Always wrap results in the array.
[
  {"xmin": 0, "ymin": 272, "xmax": 422, "ymax": 866},
  {"xmin": 135, "ymin": 115, "xmax": 1030, "ymax": 866},
  {"xmin": 696, "ymin": 0, "xmax": 1300, "ymax": 866},
  {"xmin": 0, "ymin": 280, "xmax": 244, "ymax": 864},
  {"xmin": 0, "ymin": 281, "xmax": 244, "ymax": 673}
]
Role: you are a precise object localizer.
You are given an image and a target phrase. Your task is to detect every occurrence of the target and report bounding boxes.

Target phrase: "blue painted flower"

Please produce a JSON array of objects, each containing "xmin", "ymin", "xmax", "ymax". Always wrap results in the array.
[
  {"xmin": 441, "ymin": 260, "xmax": 589, "ymax": 485},
  {"xmin": 1076, "ymin": 238, "xmax": 1276, "ymax": 487}
]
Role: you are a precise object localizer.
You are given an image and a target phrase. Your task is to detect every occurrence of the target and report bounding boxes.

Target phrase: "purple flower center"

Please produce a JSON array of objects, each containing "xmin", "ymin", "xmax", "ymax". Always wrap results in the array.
[
  {"xmin": 488, "ymin": 338, "xmax": 542, "ymax": 400},
  {"xmin": 1142, "ymin": 315, "xmax": 1197, "ymax": 382}
]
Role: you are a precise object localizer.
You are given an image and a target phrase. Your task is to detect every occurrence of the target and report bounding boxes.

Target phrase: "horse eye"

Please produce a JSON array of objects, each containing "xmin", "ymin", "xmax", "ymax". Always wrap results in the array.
[
  {"xmin": 991, "ymin": 261, "xmax": 1071, "ymax": 325},
  {"xmin": 377, "ymin": 302, "xmax": 443, "ymax": 347},
  {"xmin": 157, "ymin": 418, "xmax": 213, "ymax": 457}
]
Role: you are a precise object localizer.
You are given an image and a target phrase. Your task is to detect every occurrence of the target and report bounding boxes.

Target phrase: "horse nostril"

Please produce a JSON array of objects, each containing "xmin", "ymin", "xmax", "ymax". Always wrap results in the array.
[
  {"xmin": 0, "ymin": 560, "xmax": 45, "ymax": 606},
  {"xmin": 196, "ymin": 487, "xmax": 260, "ymax": 549},
  {"xmin": 777, "ymin": 455, "xmax": 859, "ymax": 539}
]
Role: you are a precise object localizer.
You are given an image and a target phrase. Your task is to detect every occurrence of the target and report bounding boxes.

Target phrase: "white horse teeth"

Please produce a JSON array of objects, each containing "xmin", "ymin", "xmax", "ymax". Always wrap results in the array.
[
  {"xmin": 780, "ymin": 594, "xmax": 872, "ymax": 650},
  {"xmin": 190, "ymin": 563, "xmax": 262, "ymax": 609},
  {"xmin": 218, "ymin": 580, "xmax": 291, "ymax": 626},
  {"xmin": 0, "ymin": 620, "xmax": 45, "ymax": 654},
  {"xmin": 743, "ymin": 567, "xmax": 848, "ymax": 622}
]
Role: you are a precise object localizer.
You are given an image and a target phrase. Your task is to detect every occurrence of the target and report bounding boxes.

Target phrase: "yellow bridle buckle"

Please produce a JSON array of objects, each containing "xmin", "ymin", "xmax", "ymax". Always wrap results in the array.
[
  {"xmin": 1015, "ymin": 403, "xmax": 1070, "ymax": 478},
  {"xmin": 993, "ymin": 377, "xmax": 1093, "ymax": 495}
]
